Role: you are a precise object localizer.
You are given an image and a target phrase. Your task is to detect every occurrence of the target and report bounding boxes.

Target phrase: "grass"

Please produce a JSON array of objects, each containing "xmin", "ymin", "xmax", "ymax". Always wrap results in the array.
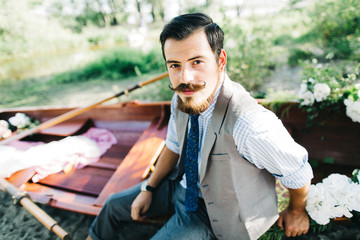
[
  {"xmin": 0, "ymin": 72, "xmax": 171, "ymax": 109},
  {"xmin": 1, "ymin": 0, "xmax": 359, "ymax": 110},
  {"xmin": 0, "ymin": 45, "xmax": 169, "ymax": 109}
]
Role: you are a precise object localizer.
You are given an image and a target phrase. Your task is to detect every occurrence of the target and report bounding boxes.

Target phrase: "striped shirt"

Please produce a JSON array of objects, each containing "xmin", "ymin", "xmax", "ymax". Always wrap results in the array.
[{"xmin": 165, "ymin": 79, "xmax": 313, "ymax": 189}]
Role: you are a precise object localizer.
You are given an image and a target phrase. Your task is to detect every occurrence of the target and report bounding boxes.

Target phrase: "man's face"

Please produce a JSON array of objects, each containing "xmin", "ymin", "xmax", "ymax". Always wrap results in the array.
[{"xmin": 164, "ymin": 29, "xmax": 226, "ymax": 114}]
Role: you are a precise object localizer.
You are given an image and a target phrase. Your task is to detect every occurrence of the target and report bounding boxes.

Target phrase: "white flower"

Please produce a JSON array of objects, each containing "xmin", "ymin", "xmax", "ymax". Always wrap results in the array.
[
  {"xmin": 0, "ymin": 120, "xmax": 12, "ymax": 139},
  {"xmin": 344, "ymin": 99, "xmax": 360, "ymax": 123},
  {"xmin": 299, "ymin": 83, "xmax": 308, "ymax": 94},
  {"xmin": 345, "ymin": 183, "xmax": 360, "ymax": 212},
  {"xmin": 8, "ymin": 113, "xmax": 31, "ymax": 129},
  {"xmin": 306, "ymin": 183, "xmax": 335, "ymax": 225},
  {"xmin": 322, "ymin": 173, "xmax": 351, "ymax": 189},
  {"xmin": 313, "ymin": 83, "xmax": 331, "ymax": 102},
  {"xmin": 299, "ymin": 91, "xmax": 315, "ymax": 106},
  {"xmin": 306, "ymin": 172, "xmax": 360, "ymax": 225}
]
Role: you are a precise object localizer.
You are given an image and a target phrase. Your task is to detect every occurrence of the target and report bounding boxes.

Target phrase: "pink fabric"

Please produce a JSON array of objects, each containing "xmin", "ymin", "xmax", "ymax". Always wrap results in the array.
[
  {"xmin": 2, "ymin": 128, "xmax": 117, "ymax": 182},
  {"xmin": 8, "ymin": 140, "xmax": 44, "ymax": 151},
  {"xmin": 81, "ymin": 127, "xmax": 118, "ymax": 155}
]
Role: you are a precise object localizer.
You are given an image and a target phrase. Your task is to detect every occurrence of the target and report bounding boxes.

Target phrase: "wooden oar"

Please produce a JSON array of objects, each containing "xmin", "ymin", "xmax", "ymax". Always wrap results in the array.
[
  {"xmin": 0, "ymin": 72, "xmax": 168, "ymax": 145},
  {"xmin": 0, "ymin": 178, "xmax": 69, "ymax": 239}
]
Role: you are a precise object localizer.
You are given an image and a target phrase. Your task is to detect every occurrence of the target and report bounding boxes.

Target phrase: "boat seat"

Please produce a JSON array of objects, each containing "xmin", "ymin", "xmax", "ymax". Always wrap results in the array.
[{"xmin": 38, "ymin": 119, "xmax": 93, "ymax": 136}]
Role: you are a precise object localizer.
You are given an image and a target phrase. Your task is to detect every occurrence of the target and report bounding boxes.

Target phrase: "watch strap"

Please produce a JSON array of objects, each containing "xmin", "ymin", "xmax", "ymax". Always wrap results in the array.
[{"xmin": 141, "ymin": 181, "xmax": 155, "ymax": 192}]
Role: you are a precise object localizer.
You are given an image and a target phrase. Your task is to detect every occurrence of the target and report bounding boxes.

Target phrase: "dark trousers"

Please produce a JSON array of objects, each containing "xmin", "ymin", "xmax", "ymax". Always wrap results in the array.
[{"xmin": 89, "ymin": 179, "xmax": 215, "ymax": 240}]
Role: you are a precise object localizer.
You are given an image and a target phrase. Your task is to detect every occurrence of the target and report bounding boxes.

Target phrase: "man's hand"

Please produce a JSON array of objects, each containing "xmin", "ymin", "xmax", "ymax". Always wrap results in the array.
[
  {"xmin": 130, "ymin": 146, "xmax": 179, "ymax": 221},
  {"xmin": 277, "ymin": 207, "xmax": 309, "ymax": 237},
  {"xmin": 131, "ymin": 191, "xmax": 153, "ymax": 221},
  {"xmin": 277, "ymin": 181, "xmax": 311, "ymax": 237}
]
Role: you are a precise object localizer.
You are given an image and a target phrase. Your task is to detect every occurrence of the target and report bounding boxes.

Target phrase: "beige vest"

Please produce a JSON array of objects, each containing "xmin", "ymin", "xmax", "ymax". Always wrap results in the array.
[{"xmin": 173, "ymin": 77, "xmax": 279, "ymax": 240}]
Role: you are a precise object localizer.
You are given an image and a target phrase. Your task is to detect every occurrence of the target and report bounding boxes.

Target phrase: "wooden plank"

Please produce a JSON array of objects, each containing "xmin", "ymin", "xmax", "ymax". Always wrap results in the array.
[
  {"xmin": 94, "ymin": 117, "xmax": 168, "ymax": 207},
  {"xmin": 38, "ymin": 119, "xmax": 93, "ymax": 136},
  {"xmin": 6, "ymin": 167, "xmax": 36, "ymax": 188},
  {"xmin": 37, "ymin": 144, "xmax": 133, "ymax": 195},
  {"xmin": 21, "ymin": 183, "xmax": 101, "ymax": 215},
  {"xmin": 38, "ymin": 167, "xmax": 114, "ymax": 196}
]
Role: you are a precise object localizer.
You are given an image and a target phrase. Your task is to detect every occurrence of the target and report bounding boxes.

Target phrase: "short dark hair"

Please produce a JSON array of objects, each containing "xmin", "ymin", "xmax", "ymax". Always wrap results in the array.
[{"xmin": 160, "ymin": 13, "xmax": 224, "ymax": 60}]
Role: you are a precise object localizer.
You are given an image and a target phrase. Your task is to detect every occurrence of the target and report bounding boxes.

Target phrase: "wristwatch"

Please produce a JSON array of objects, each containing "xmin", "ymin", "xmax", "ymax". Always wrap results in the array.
[{"xmin": 141, "ymin": 181, "xmax": 156, "ymax": 193}]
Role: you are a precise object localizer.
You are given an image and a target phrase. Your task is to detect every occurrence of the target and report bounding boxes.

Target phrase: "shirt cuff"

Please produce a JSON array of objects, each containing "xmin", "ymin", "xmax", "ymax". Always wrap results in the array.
[{"xmin": 279, "ymin": 161, "xmax": 314, "ymax": 189}]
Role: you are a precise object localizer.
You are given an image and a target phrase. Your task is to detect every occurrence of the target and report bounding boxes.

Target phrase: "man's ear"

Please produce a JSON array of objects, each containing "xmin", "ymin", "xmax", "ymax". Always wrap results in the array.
[{"xmin": 218, "ymin": 49, "xmax": 227, "ymax": 72}]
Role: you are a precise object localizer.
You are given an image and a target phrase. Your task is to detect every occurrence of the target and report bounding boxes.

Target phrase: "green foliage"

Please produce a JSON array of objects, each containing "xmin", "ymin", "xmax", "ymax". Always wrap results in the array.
[
  {"xmin": 285, "ymin": 0, "xmax": 360, "ymax": 66},
  {"xmin": 259, "ymin": 219, "xmax": 335, "ymax": 239},
  {"xmin": 288, "ymin": 48, "xmax": 314, "ymax": 67},
  {"xmin": 273, "ymin": 34, "xmax": 294, "ymax": 46},
  {"xmin": 0, "ymin": 0, "xmax": 84, "ymax": 58},
  {"xmin": 258, "ymin": 224, "xmax": 283, "ymax": 240},
  {"xmin": 307, "ymin": 0, "xmax": 360, "ymax": 60},
  {"xmin": 77, "ymin": 9, "xmax": 106, "ymax": 28},
  {"xmin": 298, "ymin": 61, "xmax": 360, "ymax": 126},
  {"xmin": 51, "ymin": 47, "xmax": 165, "ymax": 84},
  {"xmin": 126, "ymin": 77, "xmax": 173, "ymax": 102},
  {"xmin": 223, "ymin": 22, "xmax": 275, "ymax": 94},
  {"xmin": 352, "ymin": 169, "xmax": 360, "ymax": 184},
  {"xmin": 322, "ymin": 157, "xmax": 335, "ymax": 164}
]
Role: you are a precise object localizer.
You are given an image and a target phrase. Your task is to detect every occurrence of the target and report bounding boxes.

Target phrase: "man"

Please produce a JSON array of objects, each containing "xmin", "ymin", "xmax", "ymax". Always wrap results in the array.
[{"xmin": 88, "ymin": 13, "xmax": 313, "ymax": 240}]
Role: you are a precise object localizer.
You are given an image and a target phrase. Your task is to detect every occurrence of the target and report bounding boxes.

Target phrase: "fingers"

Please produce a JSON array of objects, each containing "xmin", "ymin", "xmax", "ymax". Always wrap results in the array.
[
  {"xmin": 131, "ymin": 204, "xmax": 140, "ymax": 220},
  {"xmin": 285, "ymin": 230, "xmax": 307, "ymax": 237},
  {"xmin": 284, "ymin": 224, "xmax": 309, "ymax": 237},
  {"xmin": 131, "ymin": 202, "xmax": 146, "ymax": 221},
  {"xmin": 279, "ymin": 207, "xmax": 310, "ymax": 237},
  {"xmin": 130, "ymin": 192, "xmax": 152, "ymax": 221}
]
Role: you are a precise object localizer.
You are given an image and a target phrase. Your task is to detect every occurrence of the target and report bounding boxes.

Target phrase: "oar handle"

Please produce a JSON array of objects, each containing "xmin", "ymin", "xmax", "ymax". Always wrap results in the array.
[
  {"xmin": 20, "ymin": 198, "xmax": 69, "ymax": 240},
  {"xmin": 0, "ymin": 178, "xmax": 69, "ymax": 239}
]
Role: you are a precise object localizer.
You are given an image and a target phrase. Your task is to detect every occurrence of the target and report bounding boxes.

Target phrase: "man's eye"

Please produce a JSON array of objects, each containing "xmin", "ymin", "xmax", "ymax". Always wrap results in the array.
[
  {"xmin": 193, "ymin": 60, "xmax": 202, "ymax": 65},
  {"xmin": 170, "ymin": 64, "xmax": 180, "ymax": 68}
]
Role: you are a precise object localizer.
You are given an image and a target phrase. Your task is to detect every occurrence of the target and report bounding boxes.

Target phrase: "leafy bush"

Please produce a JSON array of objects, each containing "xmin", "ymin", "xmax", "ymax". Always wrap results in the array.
[
  {"xmin": 51, "ymin": 47, "xmax": 165, "ymax": 84},
  {"xmin": 288, "ymin": 48, "xmax": 314, "ymax": 66},
  {"xmin": 298, "ymin": 60, "xmax": 360, "ymax": 126},
  {"xmin": 223, "ymin": 22, "xmax": 275, "ymax": 94},
  {"xmin": 273, "ymin": 34, "xmax": 294, "ymax": 46},
  {"xmin": 307, "ymin": 0, "xmax": 360, "ymax": 59}
]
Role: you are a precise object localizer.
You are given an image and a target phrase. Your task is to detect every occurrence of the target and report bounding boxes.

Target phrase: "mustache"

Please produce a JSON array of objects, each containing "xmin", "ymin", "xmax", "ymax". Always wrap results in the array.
[{"xmin": 168, "ymin": 81, "xmax": 206, "ymax": 92}]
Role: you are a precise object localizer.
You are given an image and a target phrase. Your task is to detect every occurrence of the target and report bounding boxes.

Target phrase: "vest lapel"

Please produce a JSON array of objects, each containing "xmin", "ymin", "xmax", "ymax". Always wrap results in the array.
[
  {"xmin": 199, "ymin": 77, "xmax": 234, "ymax": 183},
  {"xmin": 174, "ymin": 111, "xmax": 189, "ymax": 179}
]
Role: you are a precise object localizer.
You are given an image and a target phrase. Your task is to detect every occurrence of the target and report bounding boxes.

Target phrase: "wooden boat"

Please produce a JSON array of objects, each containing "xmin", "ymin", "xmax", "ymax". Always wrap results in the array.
[
  {"xmin": 1, "ymin": 101, "xmax": 170, "ymax": 216},
  {"xmin": 1, "ymin": 100, "xmax": 359, "ymax": 217}
]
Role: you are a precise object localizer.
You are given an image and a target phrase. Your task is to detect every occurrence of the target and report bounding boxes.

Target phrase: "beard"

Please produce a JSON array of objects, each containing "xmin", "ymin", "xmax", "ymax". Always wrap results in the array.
[
  {"xmin": 175, "ymin": 76, "xmax": 220, "ymax": 115},
  {"xmin": 177, "ymin": 94, "xmax": 215, "ymax": 115}
]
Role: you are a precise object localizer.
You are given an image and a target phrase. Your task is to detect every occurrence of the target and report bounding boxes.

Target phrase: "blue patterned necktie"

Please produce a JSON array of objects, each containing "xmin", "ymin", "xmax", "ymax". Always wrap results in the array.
[{"xmin": 185, "ymin": 114, "xmax": 200, "ymax": 212}]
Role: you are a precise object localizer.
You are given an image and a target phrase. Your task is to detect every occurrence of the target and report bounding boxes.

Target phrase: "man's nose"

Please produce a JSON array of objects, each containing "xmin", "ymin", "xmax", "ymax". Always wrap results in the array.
[{"xmin": 180, "ymin": 67, "xmax": 194, "ymax": 84}]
